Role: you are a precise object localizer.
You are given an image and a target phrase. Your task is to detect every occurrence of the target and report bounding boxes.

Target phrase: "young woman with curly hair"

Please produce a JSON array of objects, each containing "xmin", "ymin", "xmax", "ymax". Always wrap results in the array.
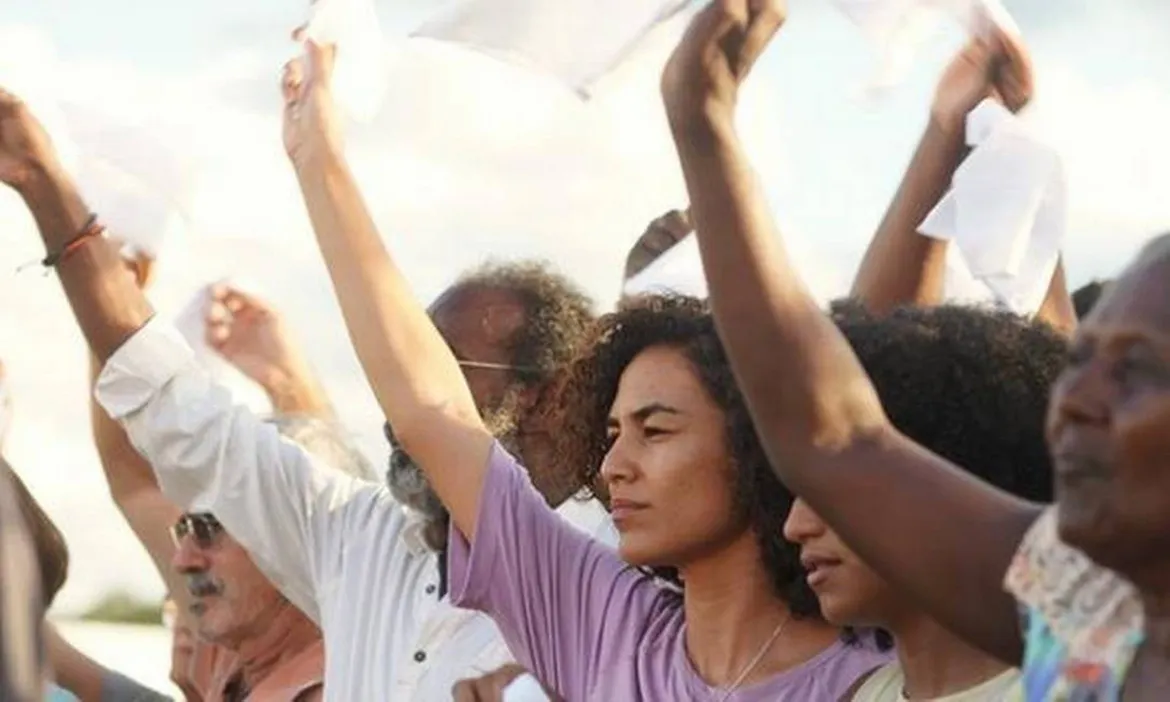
[{"xmin": 443, "ymin": 293, "xmax": 889, "ymax": 701}]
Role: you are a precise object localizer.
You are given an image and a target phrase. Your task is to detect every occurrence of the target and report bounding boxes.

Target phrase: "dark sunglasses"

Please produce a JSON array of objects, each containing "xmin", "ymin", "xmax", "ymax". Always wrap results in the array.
[{"xmin": 170, "ymin": 513, "xmax": 224, "ymax": 549}]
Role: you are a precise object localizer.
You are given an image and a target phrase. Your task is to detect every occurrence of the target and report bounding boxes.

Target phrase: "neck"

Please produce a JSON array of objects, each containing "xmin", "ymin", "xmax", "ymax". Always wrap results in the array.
[
  {"xmin": 681, "ymin": 530, "xmax": 839, "ymax": 688},
  {"xmin": 885, "ymin": 608, "xmax": 1008, "ymax": 699},
  {"xmin": 232, "ymin": 601, "xmax": 321, "ymax": 692}
]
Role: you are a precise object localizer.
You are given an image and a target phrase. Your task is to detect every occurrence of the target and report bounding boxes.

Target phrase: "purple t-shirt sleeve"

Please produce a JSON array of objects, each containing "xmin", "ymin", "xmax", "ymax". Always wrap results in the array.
[{"xmin": 448, "ymin": 443, "xmax": 653, "ymax": 701}]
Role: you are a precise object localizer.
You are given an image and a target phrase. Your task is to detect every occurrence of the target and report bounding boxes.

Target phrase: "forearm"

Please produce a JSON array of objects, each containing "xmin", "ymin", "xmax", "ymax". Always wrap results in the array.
[
  {"xmin": 673, "ymin": 117, "xmax": 888, "ymax": 466},
  {"xmin": 90, "ymin": 356, "xmax": 160, "ymax": 499},
  {"xmin": 293, "ymin": 154, "xmax": 488, "ymax": 533},
  {"xmin": 850, "ymin": 119, "xmax": 966, "ymax": 313},
  {"xmin": 262, "ymin": 364, "xmax": 334, "ymax": 418},
  {"xmin": 19, "ymin": 168, "xmax": 152, "ymax": 361}
]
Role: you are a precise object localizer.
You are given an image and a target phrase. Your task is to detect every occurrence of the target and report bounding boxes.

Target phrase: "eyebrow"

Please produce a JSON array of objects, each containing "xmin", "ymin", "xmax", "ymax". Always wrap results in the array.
[{"xmin": 607, "ymin": 402, "xmax": 683, "ymax": 425}]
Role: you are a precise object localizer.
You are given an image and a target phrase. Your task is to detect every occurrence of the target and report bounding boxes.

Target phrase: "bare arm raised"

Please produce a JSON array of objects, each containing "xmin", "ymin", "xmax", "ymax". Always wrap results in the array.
[
  {"xmin": 661, "ymin": 0, "xmax": 1040, "ymax": 664},
  {"xmin": 851, "ymin": 30, "xmax": 1076, "ymax": 336},
  {"xmin": 282, "ymin": 42, "xmax": 491, "ymax": 540}
]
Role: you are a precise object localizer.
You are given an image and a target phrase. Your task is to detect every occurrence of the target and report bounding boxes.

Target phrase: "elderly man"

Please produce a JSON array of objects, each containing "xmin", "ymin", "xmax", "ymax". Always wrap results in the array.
[
  {"xmin": 82, "ymin": 262, "xmax": 365, "ymax": 700},
  {"xmin": 0, "ymin": 87, "xmax": 614, "ymax": 700}
]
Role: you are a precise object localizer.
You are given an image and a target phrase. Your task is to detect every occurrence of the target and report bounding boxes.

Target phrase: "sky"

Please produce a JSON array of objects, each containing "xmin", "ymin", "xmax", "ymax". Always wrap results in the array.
[{"xmin": 0, "ymin": 0, "xmax": 1167, "ymax": 615}]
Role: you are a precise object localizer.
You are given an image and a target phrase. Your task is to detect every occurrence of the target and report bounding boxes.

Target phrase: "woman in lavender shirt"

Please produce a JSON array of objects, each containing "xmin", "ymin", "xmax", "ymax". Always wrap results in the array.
[
  {"xmin": 452, "ymin": 296, "xmax": 888, "ymax": 700},
  {"xmin": 279, "ymin": 2, "xmax": 885, "ymax": 698}
]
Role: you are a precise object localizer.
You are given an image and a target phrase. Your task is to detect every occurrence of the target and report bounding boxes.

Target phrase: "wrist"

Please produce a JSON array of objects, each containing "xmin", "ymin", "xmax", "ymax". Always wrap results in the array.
[
  {"xmin": 928, "ymin": 108, "xmax": 966, "ymax": 139},
  {"xmin": 667, "ymin": 106, "xmax": 738, "ymax": 153},
  {"xmin": 292, "ymin": 145, "xmax": 347, "ymax": 183}
]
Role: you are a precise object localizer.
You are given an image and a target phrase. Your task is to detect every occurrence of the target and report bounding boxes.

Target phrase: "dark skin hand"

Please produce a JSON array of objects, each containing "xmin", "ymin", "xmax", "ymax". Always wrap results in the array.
[{"xmin": 661, "ymin": 0, "xmax": 1040, "ymax": 665}]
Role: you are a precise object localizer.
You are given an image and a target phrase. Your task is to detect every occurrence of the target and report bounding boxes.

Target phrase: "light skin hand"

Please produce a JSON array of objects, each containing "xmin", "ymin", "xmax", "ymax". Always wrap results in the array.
[{"xmin": 205, "ymin": 285, "xmax": 333, "ymax": 416}]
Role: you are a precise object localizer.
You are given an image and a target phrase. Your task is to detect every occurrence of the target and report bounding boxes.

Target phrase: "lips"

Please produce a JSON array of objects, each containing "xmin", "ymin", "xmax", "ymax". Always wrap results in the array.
[
  {"xmin": 800, "ymin": 554, "xmax": 842, "ymax": 588},
  {"xmin": 609, "ymin": 498, "xmax": 649, "ymax": 524}
]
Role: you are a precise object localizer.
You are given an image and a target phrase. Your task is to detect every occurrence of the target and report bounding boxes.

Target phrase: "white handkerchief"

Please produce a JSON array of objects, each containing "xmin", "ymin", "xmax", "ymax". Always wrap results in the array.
[
  {"xmin": 304, "ymin": 0, "xmax": 389, "ymax": 122},
  {"xmin": 502, "ymin": 674, "xmax": 551, "ymax": 702},
  {"xmin": 832, "ymin": 0, "xmax": 1019, "ymax": 92},
  {"xmin": 414, "ymin": 0, "xmax": 695, "ymax": 98},
  {"xmin": 59, "ymin": 102, "xmax": 195, "ymax": 259},
  {"xmin": 622, "ymin": 233, "xmax": 707, "ymax": 298},
  {"xmin": 920, "ymin": 99, "xmax": 1066, "ymax": 316}
]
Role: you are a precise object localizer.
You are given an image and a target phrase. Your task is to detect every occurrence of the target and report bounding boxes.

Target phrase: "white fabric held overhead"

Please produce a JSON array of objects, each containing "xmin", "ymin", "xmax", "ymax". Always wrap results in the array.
[
  {"xmin": 919, "ymin": 99, "xmax": 1067, "ymax": 316},
  {"xmin": 304, "ymin": 0, "xmax": 390, "ymax": 122},
  {"xmin": 413, "ymin": 0, "xmax": 696, "ymax": 98},
  {"xmin": 831, "ymin": 0, "xmax": 1020, "ymax": 92}
]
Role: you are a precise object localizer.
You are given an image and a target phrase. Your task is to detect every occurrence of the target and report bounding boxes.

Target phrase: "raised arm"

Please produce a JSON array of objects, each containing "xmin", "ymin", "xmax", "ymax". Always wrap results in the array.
[
  {"xmin": 282, "ymin": 42, "xmax": 491, "ymax": 538},
  {"xmin": 851, "ymin": 29, "xmax": 1032, "ymax": 314},
  {"xmin": 205, "ymin": 284, "xmax": 334, "ymax": 417},
  {"xmin": 661, "ymin": 0, "xmax": 1039, "ymax": 664},
  {"xmin": 88, "ymin": 326, "xmax": 191, "ymax": 617},
  {"xmin": 1, "ymin": 87, "xmax": 375, "ymax": 625},
  {"xmin": 0, "ymin": 90, "xmax": 151, "ymax": 361}
]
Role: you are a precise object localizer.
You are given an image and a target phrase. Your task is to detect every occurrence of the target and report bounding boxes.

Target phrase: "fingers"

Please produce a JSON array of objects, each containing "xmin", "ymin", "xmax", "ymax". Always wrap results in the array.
[
  {"xmin": 741, "ymin": 0, "xmax": 787, "ymax": 77},
  {"xmin": 204, "ymin": 285, "xmax": 264, "ymax": 346},
  {"xmin": 451, "ymin": 679, "xmax": 481, "ymax": 702},
  {"xmin": 991, "ymin": 28, "xmax": 1034, "ymax": 112},
  {"xmin": 282, "ymin": 59, "xmax": 305, "ymax": 108}
]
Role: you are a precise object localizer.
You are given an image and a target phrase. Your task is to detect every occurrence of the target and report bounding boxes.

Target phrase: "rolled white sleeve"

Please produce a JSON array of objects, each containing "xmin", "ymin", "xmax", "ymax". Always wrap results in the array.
[{"xmin": 95, "ymin": 318, "xmax": 381, "ymax": 624}]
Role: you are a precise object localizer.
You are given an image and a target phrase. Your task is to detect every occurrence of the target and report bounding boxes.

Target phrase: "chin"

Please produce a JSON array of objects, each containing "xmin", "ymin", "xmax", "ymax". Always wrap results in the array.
[
  {"xmin": 1055, "ymin": 500, "xmax": 1119, "ymax": 566},
  {"xmin": 617, "ymin": 537, "xmax": 668, "ymax": 568}
]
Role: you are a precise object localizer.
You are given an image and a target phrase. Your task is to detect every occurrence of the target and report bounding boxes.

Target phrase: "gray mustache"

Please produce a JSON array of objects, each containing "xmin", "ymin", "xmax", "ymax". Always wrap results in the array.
[{"xmin": 186, "ymin": 572, "xmax": 223, "ymax": 598}]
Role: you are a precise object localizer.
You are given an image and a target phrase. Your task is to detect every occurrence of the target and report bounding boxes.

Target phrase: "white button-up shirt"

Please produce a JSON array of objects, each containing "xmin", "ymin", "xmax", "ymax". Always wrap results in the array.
[{"xmin": 96, "ymin": 319, "xmax": 618, "ymax": 701}]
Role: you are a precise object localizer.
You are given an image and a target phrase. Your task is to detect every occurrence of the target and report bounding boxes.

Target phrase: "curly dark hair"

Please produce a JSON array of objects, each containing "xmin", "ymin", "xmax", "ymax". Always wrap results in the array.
[
  {"xmin": 455, "ymin": 261, "xmax": 596, "ymax": 389},
  {"xmin": 552, "ymin": 293, "xmax": 822, "ymax": 619},
  {"xmin": 831, "ymin": 300, "xmax": 1065, "ymax": 502}
]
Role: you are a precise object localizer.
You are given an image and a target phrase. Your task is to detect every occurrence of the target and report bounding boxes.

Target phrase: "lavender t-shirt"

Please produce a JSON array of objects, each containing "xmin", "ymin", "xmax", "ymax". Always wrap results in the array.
[{"xmin": 448, "ymin": 443, "xmax": 890, "ymax": 701}]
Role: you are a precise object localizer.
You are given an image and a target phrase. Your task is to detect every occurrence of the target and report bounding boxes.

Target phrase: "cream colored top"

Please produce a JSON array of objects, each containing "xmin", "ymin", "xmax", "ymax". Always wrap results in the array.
[{"xmin": 852, "ymin": 662, "xmax": 1020, "ymax": 701}]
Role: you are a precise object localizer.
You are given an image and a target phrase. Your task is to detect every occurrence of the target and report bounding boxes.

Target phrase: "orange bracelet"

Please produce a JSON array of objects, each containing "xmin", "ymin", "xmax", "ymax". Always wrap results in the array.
[{"xmin": 42, "ymin": 215, "xmax": 105, "ymax": 268}]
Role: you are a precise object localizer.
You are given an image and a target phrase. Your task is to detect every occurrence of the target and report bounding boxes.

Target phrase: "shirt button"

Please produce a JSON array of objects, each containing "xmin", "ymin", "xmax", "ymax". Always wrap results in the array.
[
  {"xmin": 425, "ymin": 584, "xmax": 436, "ymax": 595},
  {"xmin": 413, "ymin": 650, "xmax": 427, "ymax": 663}
]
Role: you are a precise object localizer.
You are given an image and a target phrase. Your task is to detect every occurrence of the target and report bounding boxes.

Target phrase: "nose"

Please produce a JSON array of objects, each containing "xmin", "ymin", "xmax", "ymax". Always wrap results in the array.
[
  {"xmin": 599, "ymin": 434, "xmax": 638, "ymax": 487},
  {"xmin": 1051, "ymin": 358, "xmax": 1111, "ymax": 434},
  {"xmin": 171, "ymin": 535, "xmax": 209, "ymax": 574},
  {"xmin": 783, "ymin": 498, "xmax": 826, "ymax": 544}
]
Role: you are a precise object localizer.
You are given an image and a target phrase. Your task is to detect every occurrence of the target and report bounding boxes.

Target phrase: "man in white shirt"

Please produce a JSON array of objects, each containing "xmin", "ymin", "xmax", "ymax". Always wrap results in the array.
[{"xmin": 0, "ymin": 86, "xmax": 614, "ymax": 701}]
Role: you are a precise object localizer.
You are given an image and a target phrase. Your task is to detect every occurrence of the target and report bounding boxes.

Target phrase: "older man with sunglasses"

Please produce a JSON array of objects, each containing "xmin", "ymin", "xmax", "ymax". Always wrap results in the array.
[
  {"xmin": 81, "ymin": 262, "xmax": 370, "ymax": 701},
  {"xmin": 1, "ymin": 68, "xmax": 616, "ymax": 698}
]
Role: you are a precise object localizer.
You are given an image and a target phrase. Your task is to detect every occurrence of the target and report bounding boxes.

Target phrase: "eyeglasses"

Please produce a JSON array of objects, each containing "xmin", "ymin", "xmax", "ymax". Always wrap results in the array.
[
  {"xmin": 170, "ymin": 513, "xmax": 224, "ymax": 550},
  {"xmin": 456, "ymin": 360, "xmax": 539, "ymax": 373}
]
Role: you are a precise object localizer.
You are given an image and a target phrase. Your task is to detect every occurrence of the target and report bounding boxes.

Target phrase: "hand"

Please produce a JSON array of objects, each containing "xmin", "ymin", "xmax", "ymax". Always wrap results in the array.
[
  {"xmin": 624, "ymin": 208, "xmax": 693, "ymax": 283},
  {"xmin": 282, "ymin": 32, "xmax": 345, "ymax": 170},
  {"xmin": 205, "ymin": 285, "xmax": 306, "ymax": 393},
  {"xmin": 452, "ymin": 666, "xmax": 554, "ymax": 702},
  {"xmin": 0, "ymin": 88, "xmax": 61, "ymax": 192},
  {"xmin": 661, "ymin": 0, "xmax": 787, "ymax": 132},
  {"xmin": 930, "ymin": 25, "xmax": 1033, "ymax": 135}
]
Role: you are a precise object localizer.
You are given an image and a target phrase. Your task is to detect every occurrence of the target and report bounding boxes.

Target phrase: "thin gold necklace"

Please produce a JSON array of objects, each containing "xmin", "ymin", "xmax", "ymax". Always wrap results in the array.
[{"xmin": 713, "ymin": 613, "xmax": 792, "ymax": 702}]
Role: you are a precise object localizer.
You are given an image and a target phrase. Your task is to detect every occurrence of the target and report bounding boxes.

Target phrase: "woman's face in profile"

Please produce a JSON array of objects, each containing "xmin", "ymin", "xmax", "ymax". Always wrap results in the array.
[
  {"xmin": 1047, "ymin": 245, "xmax": 1170, "ymax": 577},
  {"xmin": 600, "ymin": 345, "xmax": 748, "ymax": 568},
  {"xmin": 783, "ymin": 498, "xmax": 908, "ymax": 628}
]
